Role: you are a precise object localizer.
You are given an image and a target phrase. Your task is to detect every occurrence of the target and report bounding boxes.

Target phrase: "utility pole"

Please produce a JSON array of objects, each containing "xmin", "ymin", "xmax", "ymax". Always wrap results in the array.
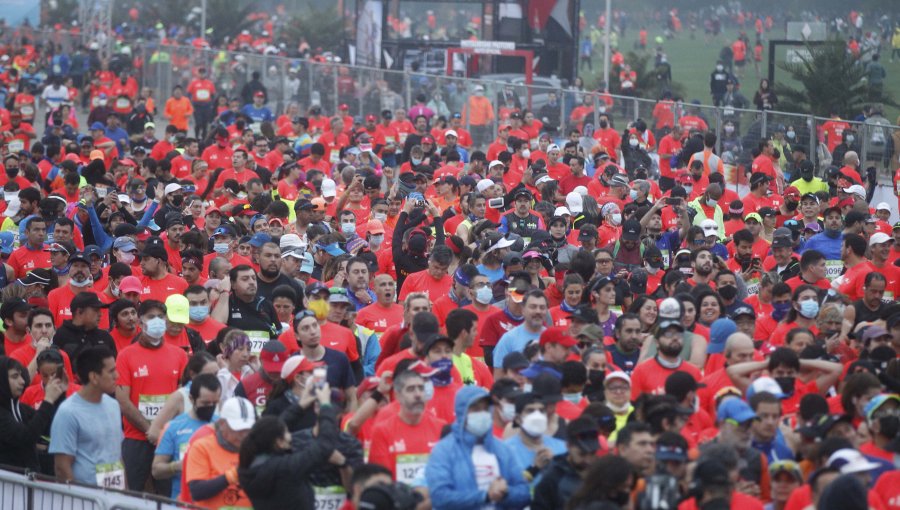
[{"xmin": 603, "ymin": 0, "xmax": 611, "ymax": 91}]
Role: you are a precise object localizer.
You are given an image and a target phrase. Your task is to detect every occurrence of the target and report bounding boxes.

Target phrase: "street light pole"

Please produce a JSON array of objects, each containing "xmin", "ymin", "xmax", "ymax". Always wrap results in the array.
[
  {"xmin": 603, "ymin": 0, "xmax": 611, "ymax": 91},
  {"xmin": 201, "ymin": 0, "xmax": 208, "ymax": 40}
]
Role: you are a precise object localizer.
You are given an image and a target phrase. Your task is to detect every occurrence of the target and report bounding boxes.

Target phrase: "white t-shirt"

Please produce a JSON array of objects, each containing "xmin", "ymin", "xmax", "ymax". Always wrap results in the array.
[{"xmin": 472, "ymin": 444, "xmax": 501, "ymax": 510}]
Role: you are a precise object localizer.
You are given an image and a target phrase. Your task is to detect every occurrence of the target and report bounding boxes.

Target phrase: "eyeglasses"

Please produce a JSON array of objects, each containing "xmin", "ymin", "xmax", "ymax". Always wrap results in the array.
[
  {"xmin": 606, "ymin": 385, "xmax": 629, "ymax": 393},
  {"xmin": 595, "ymin": 258, "xmax": 613, "ymax": 264},
  {"xmin": 691, "ymin": 238, "xmax": 706, "ymax": 245}
]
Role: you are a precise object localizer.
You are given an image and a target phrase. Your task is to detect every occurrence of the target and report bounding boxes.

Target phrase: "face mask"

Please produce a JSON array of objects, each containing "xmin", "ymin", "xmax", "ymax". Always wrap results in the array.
[
  {"xmin": 423, "ymin": 379, "xmax": 435, "ymax": 401},
  {"xmin": 430, "ymin": 358, "xmax": 453, "ymax": 387},
  {"xmin": 798, "ymin": 299, "xmax": 819, "ymax": 319},
  {"xmin": 706, "ymin": 198, "xmax": 718, "ymax": 207},
  {"xmin": 629, "ymin": 138, "xmax": 639, "ymax": 147},
  {"xmin": 683, "ymin": 185, "xmax": 693, "ymax": 195},
  {"xmin": 5, "ymin": 167, "xmax": 17, "ymax": 179},
  {"xmin": 716, "ymin": 65, "xmax": 723, "ymax": 71},
  {"xmin": 801, "ymin": 171, "xmax": 813, "ymax": 182},
  {"xmin": 877, "ymin": 415, "xmax": 900, "ymax": 439},
  {"xmin": 110, "ymin": 283, "xmax": 121, "ymax": 297},
  {"xmin": 521, "ymin": 411, "xmax": 549, "ymax": 437},
  {"xmin": 465, "ymin": 410, "xmax": 493, "ymax": 438},
  {"xmin": 189, "ymin": 305, "xmax": 209, "ymax": 322},
  {"xmin": 610, "ymin": 213, "xmax": 622, "ymax": 226},
  {"xmin": 718, "ymin": 285, "xmax": 737, "ymax": 300},
  {"xmin": 645, "ymin": 265, "xmax": 660, "ymax": 275},
  {"xmin": 774, "ymin": 376, "xmax": 795, "ymax": 395},
  {"xmin": 724, "ymin": 125, "xmax": 735, "ymax": 134},
  {"xmin": 373, "ymin": 212, "xmax": 387, "ymax": 222},
  {"xmin": 522, "ymin": 149, "xmax": 531, "ymax": 159},
  {"xmin": 523, "ymin": 383, "xmax": 533, "ymax": 394},
  {"xmin": 607, "ymin": 400, "xmax": 631, "ymax": 413},
  {"xmin": 195, "ymin": 404, "xmax": 216, "ymax": 422},
  {"xmin": 562, "ymin": 392, "xmax": 582, "ymax": 404},
  {"xmin": 475, "ymin": 286, "xmax": 493, "ymax": 305},
  {"xmin": 786, "ymin": 131, "xmax": 796, "ymax": 139},
  {"xmin": 70, "ymin": 276, "xmax": 94, "ymax": 288},
  {"xmin": 500, "ymin": 402, "xmax": 516, "ymax": 422},
  {"xmin": 144, "ymin": 317, "xmax": 167, "ymax": 342},
  {"xmin": 411, "ymin": 157, "xmax": 422, "ymax": 165},
  {"xmin": 772, "ymin": 302, "xmax": 792, "ymax": 321},
  {"xmin": 170, "ymin": 196, "xmax": 184, "ymax": 207},
  {"xmin": 599, "ymin": 120, "xmax": 609, "ymax": 129},
  {"xmin": 846, "ymin": 135, "xmax": 855, "ymax": 144},
  {"xmin": 629, "ymin": 189, "xmax": 638, "ymax": 201},
  {"xmin": 369, "ymin": 234, "xmax": 384, "ymax": 246},
  {"xmin": 213, "ymin": 242, "xmax": 230, "ymax": 254},
  {"xmin": 341, "ymin": 223, "xmax": 356, "ymax": 235},
  {"xmin": 118, "ymin": 252, "xmax": 135, "ymax": 264}
]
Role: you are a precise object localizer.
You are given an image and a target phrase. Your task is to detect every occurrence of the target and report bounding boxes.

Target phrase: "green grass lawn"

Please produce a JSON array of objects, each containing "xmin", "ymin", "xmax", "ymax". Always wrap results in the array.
[{"xmin": 579, "ymin": 26, "xmax": 900, "ymax": 124}]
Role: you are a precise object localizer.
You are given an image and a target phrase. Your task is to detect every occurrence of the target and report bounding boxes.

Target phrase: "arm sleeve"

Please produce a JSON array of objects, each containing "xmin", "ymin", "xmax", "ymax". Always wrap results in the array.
[
  {"xmin": 188, "ymin": 476, "xmax": 229, "ymax": 501},
  {"xmin": 86, "ymin": 206, "xmax": 113, "ymax": 252},
  {"xmin": 136, "ymin": 201, "xmax": 160, "ymax": 229}
]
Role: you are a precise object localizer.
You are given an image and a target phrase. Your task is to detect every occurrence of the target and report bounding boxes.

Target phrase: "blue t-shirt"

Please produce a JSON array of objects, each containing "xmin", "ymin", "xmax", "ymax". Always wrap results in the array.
[
  {"xmin": 492, "ymin": 324, "xmax": 544, "ymax": 368},
  {"xmin": 476, "ymin": 264, "xmax": 505, "ymax": 284},
  {"xmin": 504, "ymin": 433, "xmax": 567, "ymax": 482},
  {"xmin": 240, "ymin": 105, "xmax": 274, "ymax": 123},
  {"xmin": 155, "ymin": 412, "xmax": 209, "ymax": 499},
  {"xmin": 800, "ymin": 232, "xmax": 843, "ymax": 261},
  {"xmin": 49, "ymin": 392, "xmax": 123, "ymax": 486}
]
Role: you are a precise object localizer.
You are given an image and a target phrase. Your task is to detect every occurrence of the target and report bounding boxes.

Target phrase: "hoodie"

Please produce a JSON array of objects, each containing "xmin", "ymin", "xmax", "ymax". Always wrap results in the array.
[
  {"xmin": 238, "ymin": 405, "xmax": 340, "ymax": 510},
  {"xmin": 425, "ymin": 386, "xmax": 531, "ymax": 510},
  {"xmin": 0, "ymin": 356, "xmax": 59, "ymax": 469}
]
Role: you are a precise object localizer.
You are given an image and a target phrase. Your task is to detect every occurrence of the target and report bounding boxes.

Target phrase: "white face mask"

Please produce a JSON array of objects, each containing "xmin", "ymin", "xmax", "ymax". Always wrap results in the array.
[
  {"xmin": 522, "ymin": 149, "xmax": 531, "ymax": 159},
  {"xmin": 629, "ymin": 138, "xmax": 639, "ymax": 147},
  {"xmin": 521, "ymin": 410, "xmax": 548, "ymax": 437},
  {"xmin": 724, "ymin": 126, "xmax": 734, "ymax": 134},
  {"xmin": 611, "ymin": 213, "xmax": 622, "ymax": 226},
  {"xmin": 369, "ymin": 234, "xmax": 384, "ymax": 246},
  {"xmin": 716, "ymin": 65, "xmax": 723, "ymax": 71},
  {"xmin": 373, "ymin": 212, "xmax": 387, "ymax": 222},
  {"xmin": 70, "ymin": 276, "xmax": 94, "ymax": 288},
  {"xmin": 500, "ymin": 402, "xmax": 516, "ymax": 422}
]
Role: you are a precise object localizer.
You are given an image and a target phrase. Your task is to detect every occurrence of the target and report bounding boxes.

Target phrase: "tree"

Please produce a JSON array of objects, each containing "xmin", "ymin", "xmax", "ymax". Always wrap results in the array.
[
  {"xmin": 775, "ymin": 39, "xmax": 893, "ymax": 118},
  {"xmin": 282, "ymin": 7, "xmax": 344, "ymax": 56},
  {"xmin": 604, "ymin": 51, "xmax": 686, "ymax": 100}
]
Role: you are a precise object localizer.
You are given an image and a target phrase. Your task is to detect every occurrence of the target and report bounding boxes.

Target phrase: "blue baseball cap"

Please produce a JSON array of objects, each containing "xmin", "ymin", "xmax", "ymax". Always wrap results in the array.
[
  {"xmin": 248, "ymin": 232, "xmax": 272, "ymax": 248},
  {"xmin": 716, "ymin": 397, "xmax": 757, "ymax": 424},
  {"xmin": 317, "ymin": 242, "xmax": 345, "ymax": 257},
  {"xmin": 864, "ymin": 394, "xmax": 900, "ymax": 421},
  {"xmin": 0, "ymin": 231, "xmax": 14, "ymax": 255},
  {"xmin": 299, "ymin": 252, "xmax": 314, "ymax": 274},
  {"xmin": 211, "ymin": 224, "xmax": 237, "ymax": 238},
  {"xmin": 90, "ymin": 121, "xmax": 105, "ymax": 131},
  {"xmin": 520, "ymin": 362, "xmax": 562, "ymax": 380}
]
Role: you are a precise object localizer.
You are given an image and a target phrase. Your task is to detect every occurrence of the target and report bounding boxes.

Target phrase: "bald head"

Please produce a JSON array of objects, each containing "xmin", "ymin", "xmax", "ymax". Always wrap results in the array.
[
  {"xmin": 706, "ymin": 183, "xmax": 723, "ymax": 201},
  {"xmin": 843, "ymin": 151, "xmax": 859, "ymax": 167},
  {"xmin": 724, "ymin": 332, "xmax": 755, "ymax": 365}
]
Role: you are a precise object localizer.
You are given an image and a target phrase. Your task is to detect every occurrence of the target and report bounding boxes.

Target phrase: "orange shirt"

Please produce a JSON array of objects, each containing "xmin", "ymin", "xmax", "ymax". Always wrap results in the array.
[
  {"xmin": 319, "ymin": 321, "xmax": 360, "ymax": 362},
  {"xmin": 8, "ymin": 245, "xmax": 51, "ymax": 279},
  {"xmin": 164, "ymin": 96, "xmax": 194, "ymax": 131},
  {"xmin": 183, "ymin": 431, "xmax": 250, "ymax": 508},
  {"xmin": 398, "ymin": 270, "xmax": 452, "ymax": 302},
  {"xmin": 368, "ymin": 412, "xmax": 445, "ymax": 483},
  {"xmin": 116, "ymin": 342, "xmax": 188, "ymax": 440}
]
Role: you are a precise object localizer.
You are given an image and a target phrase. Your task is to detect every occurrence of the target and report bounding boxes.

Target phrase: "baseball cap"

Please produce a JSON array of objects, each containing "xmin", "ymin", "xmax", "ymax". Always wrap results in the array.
[
  {"xmin": 211, "ymin": 224, "xmax": 237, "ymax": 238},
  {"xmin": 749, "ymin": 172, "xmax": 771, "ymax": 187},
  {"xmin": 328, "ymin": 287, "xmax": 351, "ymax": 304},
  {"xmin": 566, "ymin": 416, "xmax": 600, "ymax": 454},
  {"xmin": 758, "ymin": 207, "xmax": 776, "ymax": 218},
  {"xmin": 165, "ymin": 294, "xmax": 189, "ymax": 324},
  {"xmin": 501, "ymin": 351, "xmax": 530, "ymax": 371},
  {"xmin": 502, "ymin": 252, "xmax": 524, "ymax": 268},
  {"xmin": 875, "ymin": 202, "xmax": 891, "ymax": 212},
  {"xmin": 321, "ymin": 178, "xmax": 337, "ymax": 198},
  {"xmin": 16, "ymin": 268, "xmax": 52, "ymax": 287},
  {"xmin": 643, "ymin": 245, "xmax": 664, "ymax": 269},
  {"xmin": 70, "ymin": 292, "xmax": 108, "ymax": 313},
  {"xmin": 746, "ymin": 376, "xmax": 786, "ymax": 399},
  {"xmin": 700, "ymin": 219, "xmax": 719, "ymax": 237},
  {"xmin": 539, "ymin": 326, "xmax": 578, "ymax": 348},
  {"xmin": 795, "ymin": 413, "xmax": 853, "ymax": 439},
  {"xmin": 317, "ymin": 242, "xmax": 345, "ymax": 257},
  {"xmin": 118, "ymin": 276, "xmax": 143, "ymax": 295},
  {"xmin": 280, "ymin": 354, "xmax": 325, "ymax": 381},
  {"xmin": 259, "ymin": 340, "xmax": 288, "ymax": 373},
  {"xmin": 769, "ymin": 460, "xmax": 803, "ymax": 481},
  {"xmin": 744, "ymin": 213, "xmax": 763, "ymax": 223},
  {"xmin": 567, "ymin": 305, "xmax": 599, "ymax": 324},
  {"xmin": 772, "ymin": 234, "xmax": 793, "ymax": 249},
  {"xmin": 249, "ymin": 232, "xmax": 272, "ymax": 248},
  {"xmin": 716, "ymin": 397, "xmax": 756, "ymax": 424},
  {"xmin": 605, "ymin": 370, "xmax": 631, "ymax": 386},
  {"xmin": 621, "ymin": 219, "xmax": 641, "ymax": 241},
  {"xmin": 842, "ymin": 184, "xmax": 866, "ymax": 199},
  {"xmin": 444, "ymin": 129, "xmax": 458, "ymax": 139},
  {"xmin": 826, "ymin": 448, "xmax": 881, "ymax": 474},
  {"xmin": 566, "ymin": 192, "xmax": 584, "ymax": 214},
  {"xmin": 693, "ymin": 459, "xmax": 731, "ymax": 487},
  {"xmin": 783, "ymin": 186, "xmax": 801, "ymax": 200},
  {"xmin": 141, "ymin": 240, "xmax": 168, "ymax": 262},
  {"xmin": 729, "ymin": 304, "xmax": 755, "ymax": 321},
  {"xmin": 0, "ymin": 298, "xmax": 32, "ymax": 322},
  {"xmin": 219, "ymin": 397, "xmax": 257, "ymax": 431},
  {"xmin": 576, "ymin": 324, "xmax": 605, "ymax": 344},
  {"xmin": 164, "ymin": 183, "xmax": 182, "ymax": 196},
  {"xmin": 869, "ymin": 232, "xmax": 893, "ymax": 246},
  {"xmin": 863, "ymin": 394, "xmax": 900, "ymax": 421},
  {"xmin": 609, "ymin": 174, "xmax": 629, "ymax": 187}
]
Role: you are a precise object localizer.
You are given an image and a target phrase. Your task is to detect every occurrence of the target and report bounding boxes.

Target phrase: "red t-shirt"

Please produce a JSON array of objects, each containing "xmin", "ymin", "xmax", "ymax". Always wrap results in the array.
[
  {"xmin": 873, "ymin": 470, "xmax": 900, "ymax": 510},
  {"xmin": 368, "ymin": 412, "xmax": 445, "ymax": 482},
  {"xmin": 318, "ymin": 322, "xmax": 360, "ymax": 362},
  {"xmin": 116, "ymin": 342, "xmax": 188, "ymax": 440},
  {"xmin": 187, "ymin": 317, "xmax": 227, "ymax": 345},
  {"xmin": 8, "ymin": 245, "xmax": 51, "ymax": 279},
  {"xmin": 398, "ymin": 270, "xmax": 452, "ymax": 302},
  {"xmin": 47, "ymin": 286, "xmax": 93, "ymax": 327},
  {"xmin": 478, "ymin": 308, "xmax": 523, "ymax": 349},
  {"xmin": 139, "ymin": 273, "xmax": 189, "ymax": 303},
  {"xmin": 630, "ymin": 357, "xmax": 702, "ymax": 400},
  {"xmin": 678, "ymin": 492, "xmax": 763, "ymax": 510}
]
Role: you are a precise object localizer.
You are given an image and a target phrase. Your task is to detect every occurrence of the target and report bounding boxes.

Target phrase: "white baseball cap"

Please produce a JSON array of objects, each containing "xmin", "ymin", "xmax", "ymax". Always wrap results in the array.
[
  {"xmin": 841, "ymin": 184, "xmax": 866, "ymax": 199},
  {"xmin": 605, "ymin": 370, "xmax": 631, "ymax": 386},
  {"xmin": 566, "ymin": 192, "xmax": 584, "ymax": 214},
  {"xmin": 219, "ymin": 397, "xmax": 257, "ymax": 431},
  {"xmin": 164, "ymin": 183, "xmax": 182, "ymax": 196},
  {"xmin": 444, "ymin": 129, "xmax": 458, "ymax": 139},
  {"xmin": 700, "ymin": 219, "xmax": 719, "ymax": 236},
  {"xmin": 476, "ymin": 179, "xmax": 494, "ymax": 193},
  {"xmin": 869, "ymin": 232, "xmax": 893, "ymax": 246},
  {"xmin": 321, "ymin": 178, "xmax": 337, "ymax": 198},
  {"xmin": 553, "ymin": 206, "xmax": 572, "ymax": 217},
  {"xmin": 826, "ymin": 448, "xmax": 881, "ymax": 474},
  {"xmin": 875, "ymin": 202, "xmax": 891, "ymax": 212},
  {"xmin": 488, "ymin": 160, "xmax": 504, "ymax": 169},
  {"xmin": 535, "ymin": 174, "xmax": 555, "ymax": 185}
]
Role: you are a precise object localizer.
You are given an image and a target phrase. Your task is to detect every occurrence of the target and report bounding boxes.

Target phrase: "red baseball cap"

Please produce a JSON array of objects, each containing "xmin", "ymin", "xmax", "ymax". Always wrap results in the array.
[
  {"xmin": 498, "ymin": 123, "xmax": 511, "ymax": 132},
  {"xmin": 356, "ymin": 376, "xmax": 381, "ymax": 400},
  {"xmin": 783, "ymin": 186, "xmax": 800, "ymax": 200},
  {"xmin": 339, "ymin": 103, "xmax": 349, "ymax": 110},
  {"xmin": 539, "ymin": 326, "xmax": 578, "ymax": 348},
  {"xmin": 366, "ymin": 219, "xmax": 385, "ymax": 234},
  {"xmin": 421, "ymin": 136, "xmax": 434, "ymax": 145},
  {"xmin": 259, "ymin": 341, "xmax": 288, "ymax": 373},
  {"xmin": 365, "ymin": 114, "xmax": 377, "ymax": 122},
  {"xmin": 253, "ymin": 90, "xmax": 265, "ymax": 98},
  {"xmin": 280, "ymin": 355, "xmax": 325, "ymax": 381}
]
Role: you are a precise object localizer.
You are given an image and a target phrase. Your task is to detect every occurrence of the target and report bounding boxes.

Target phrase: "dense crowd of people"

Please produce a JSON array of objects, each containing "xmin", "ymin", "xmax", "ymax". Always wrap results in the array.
[{"xmin": 0, "ymin": 8, "xmax": 898, "ymax": 510}]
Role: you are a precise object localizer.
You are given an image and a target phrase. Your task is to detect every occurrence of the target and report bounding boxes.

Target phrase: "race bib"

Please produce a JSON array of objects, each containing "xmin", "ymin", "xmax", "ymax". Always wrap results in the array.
[
  {"xmin": 250, "ymin": 122, "xmax": 262, "ymax": 134},
  {"xmin": 195, "ymin": 89, "xmax": 210, "ymax": 101},
  {"xmin": 745, "ymin": 277, "xmax": 760, "ymax": 296},
  {"xmin": 622, "ymin": 80, "xmax": 634, "ymax": 89},
  {"xmin": 314, "ymin": 486, "xmax": 347, "ymax": 510},
  {"xmin": 399, "ymin": 132, "xmax": 408, "ymax": 144},
  {"xmin": 138, "ymin": 394, "xmax": 167, "ymax": 421},
  {"xmin": 95, "ymin": 461, "xmax": 125, "ymax": 489},
  {"xmin": 92, "ymin": 96, "xmax": 101, "ymax": 108},
  {"xmin": 385, "ymin": 136, "xmax": 395, "ymax": 143},
  {"xmin": 723, "ymin": 108, "xmax": 735, "ymax": 117},
  {"xmin": 396, "ymin": 453, "xmax": 428, "ymax": 484},
  {"xmin": 7, "ymin": 140, "xmax": 24, "ymax": 153},
  {"xmin": 245, "ymin": 331, "xmax": 269, "ymax": 356},
  {"xmin": 883, "ymin": 291, "xmax": 894, "ymax": 304},
  {"xmin": 329, "ymin": 149, "xmax": 340, "ymax": 164},
  {"xmin": 115, "ymin": 98, "xmax": 131, "ymax": 109},
  {"xmin": 824, "ymin": 260, "xmax": 843, "ymax": 281}
]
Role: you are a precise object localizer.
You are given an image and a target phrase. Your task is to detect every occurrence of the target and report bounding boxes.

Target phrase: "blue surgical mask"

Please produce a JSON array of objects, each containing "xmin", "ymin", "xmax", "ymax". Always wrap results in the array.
[
  {"xmin": 562, "ymin": 392, "xmax": 582, "ymax": 404},
  {"xmin": 144, "ymin": 317, "xmax": 167, "ymax": 341},
  {"xmin": 683, "ymin": 186, "xmax": 693, "ymax": 195},
  {"xmin": 341, "ymin": 223, "xmax": 356, "ymax": 235},
  {"xmin": 213, "ymin": 242, "xmax": 230, "ymax": 254},
  {"xmin": 423, "ymin": 380, "xmax": 434, "ymax": 401},
  {"xmin": 189, "ymin": 305, "xmax": 209, "ymax": 322},
  {"xmin": 629, "ymin": 189, "xmax": 638, "ymax": 201},
  {"xmin": 706, "ymin": 198, "xmax": 718, "ymax": 207},
  {"xmin": 798, "ymin": 299, "xmax": 819, "ymax": 319},
  {"xmin": 475, "ymin": 286, "xmax": 493, "ymax": 305},
  {"xmin": 465, "ymin": 410, "xmax": 493, "ymax": 438}
]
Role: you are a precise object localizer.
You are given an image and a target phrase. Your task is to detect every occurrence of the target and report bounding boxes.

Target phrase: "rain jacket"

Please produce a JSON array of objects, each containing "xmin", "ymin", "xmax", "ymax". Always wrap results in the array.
[{"xmin": 425, "ymin": 386, "xmax": 530, "ymax": 510}]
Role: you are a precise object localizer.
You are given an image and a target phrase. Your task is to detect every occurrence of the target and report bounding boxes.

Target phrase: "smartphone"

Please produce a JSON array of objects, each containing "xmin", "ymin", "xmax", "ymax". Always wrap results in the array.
[
  {"xmin": 97, "ymin": 186, "xmax": 108, "ymax": 198},
  {"xmin": 313, "ymin": 367, "xmax": 327, "ymax": 387},
  {"xmin": 488, "ymin": 197, "xmax": 505, "ymax": 209},
  {"xmin": 665, "ymin": 197, "xmax": 681, "ymax": 205},
  {"xmin": 408, "ymin": 192, "xmax": 425, "ymax": 209}
]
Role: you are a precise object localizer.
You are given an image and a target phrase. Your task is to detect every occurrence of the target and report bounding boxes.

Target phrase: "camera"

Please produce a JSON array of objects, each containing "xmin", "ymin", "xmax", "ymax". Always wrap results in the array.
[
  {"xmin": 358, "ymin": 482, "xmax": 423, "ymax": 510},
  {"xmin": 488, "ymin": 197, "xmax": 505, "ymax": 209}
]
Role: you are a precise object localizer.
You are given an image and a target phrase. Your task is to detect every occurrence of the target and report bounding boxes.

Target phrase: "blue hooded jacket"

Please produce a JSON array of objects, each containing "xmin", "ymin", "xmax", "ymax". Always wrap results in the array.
[{"xmin": 425, "ymin": 386, "xmax": 531, "ymax": 510}]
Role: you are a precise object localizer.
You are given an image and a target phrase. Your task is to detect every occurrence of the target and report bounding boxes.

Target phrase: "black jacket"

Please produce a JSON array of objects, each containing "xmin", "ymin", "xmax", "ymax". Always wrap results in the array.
[
  {"xmin": 292, "ymin": 427, "xmax": 364, "ymax": 487},
  {"xmin": 239, "ymin": 405, "xmax": 340, "ymax": 510},
  {"xmin": 532, "ymin": 453, "xmax": 583, "ymax": 510},
  {"xmin": 0, "ymin": 357, "xmax": 59, "ymax": 470},
  {"xmin": 52, "ymin": 321, "xmax": 117, "ymax": 362}
]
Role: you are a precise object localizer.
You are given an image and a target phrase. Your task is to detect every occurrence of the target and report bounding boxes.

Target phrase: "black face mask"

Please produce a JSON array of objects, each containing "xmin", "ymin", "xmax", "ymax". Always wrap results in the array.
[
  {"xmin": 801, "ymin": 172, "xmax": 813, "ymax": 182},
  {"xmin": 878, "ymin": 416, "xmax": 900, "ymax": 439},
  {"xmin": 774, "ymin": 376, "xmax": 795, "ymax": 395},
  {"xmin": 195, "ymin": 404, "xmax": 216, "ymax": 422},
  {"xmin": 718, "ymin": 284, "xmax": 738, "ymax": 300},
  {"xmin": 170, "ymin": 196, "xmax": 184, "ymax": 207},
  {"xmin": 599, "ymin": 120, "xmax": 609, "ymax": 129},
  {"xmin": 5, "ymin": 167, "xmax": 18, "ymax": 179},
  {"xmin": 585, "ymin": 370, "xmax": 606, "ymax": 401},
  {"xmin": 786, "ymin": 201, "xmax": 799, "ymax": 211}
]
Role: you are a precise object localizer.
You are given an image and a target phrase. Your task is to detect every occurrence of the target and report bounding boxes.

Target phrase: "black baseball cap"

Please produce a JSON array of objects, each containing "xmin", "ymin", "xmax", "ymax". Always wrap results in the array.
[
  {"xmin": 70, "ymin": 292, "xmax": 109, "ymax": 313},
  {"xmin": 566, "ymin": 416, "xmax": 601, "ymax": 453},
  {"xmin": 621, "ymin": 219, "xmax": 641, "ymax": 241},
  {"xmin": 643, "ymin": 245, "xmax": 664, "ymax": 269},
  {"xmin": 568, "ymin": 305, "xmax": 599, "ymax": 324}
]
